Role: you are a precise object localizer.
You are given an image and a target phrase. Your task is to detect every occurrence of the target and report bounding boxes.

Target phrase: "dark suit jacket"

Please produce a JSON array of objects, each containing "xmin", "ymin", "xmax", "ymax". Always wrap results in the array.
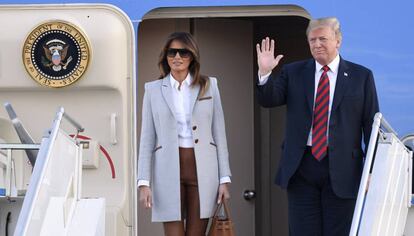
[{"xmin": 257, "ymin": 57, "xmax": 379, "ymax": 198}]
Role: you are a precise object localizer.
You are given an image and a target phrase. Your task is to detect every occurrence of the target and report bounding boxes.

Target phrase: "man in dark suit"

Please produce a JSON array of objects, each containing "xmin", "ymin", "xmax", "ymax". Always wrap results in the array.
[{"xmin": 256, "ymin": 17, "xmax": 379, "ymax": 235}]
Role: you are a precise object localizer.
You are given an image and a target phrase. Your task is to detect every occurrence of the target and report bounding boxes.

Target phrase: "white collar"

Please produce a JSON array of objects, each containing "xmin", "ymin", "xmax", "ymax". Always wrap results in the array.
[
  {"xmin": 315, "ymin": 54, "xmax": 340, "ymax": 73},
  {"xmin": 169, "ymin": 73, "xmax": 192, "ymax": 89}
]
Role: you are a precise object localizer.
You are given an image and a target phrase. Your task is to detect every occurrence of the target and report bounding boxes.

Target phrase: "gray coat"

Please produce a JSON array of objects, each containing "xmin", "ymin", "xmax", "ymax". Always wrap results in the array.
[{"xmin": 137, "ymin": 75, "xmax": 231, "ymax": 222}]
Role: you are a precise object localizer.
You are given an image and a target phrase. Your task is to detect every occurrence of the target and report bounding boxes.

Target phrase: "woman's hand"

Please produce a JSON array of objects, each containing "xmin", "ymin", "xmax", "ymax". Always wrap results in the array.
[
  {"xmin": 139, "ymin": 186, "xmax": 152, "ymax": 209},
  {"xmin": 217, "ymin": 183, "xmax": 230, "ymax": 204}
]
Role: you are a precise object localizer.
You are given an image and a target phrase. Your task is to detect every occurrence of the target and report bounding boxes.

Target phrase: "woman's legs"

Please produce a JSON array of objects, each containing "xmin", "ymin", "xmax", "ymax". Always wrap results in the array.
[
  {"xmin": 164, "ymin": 221, "xmax": 185, "ymax": 236},
  {"xmin": 162, "ymin": 189, "xmax": 208, "ymax": 236},
  {"xmin": 181, "ymin": 148, "xmax": 209, "ymax": 236},
  {"xmin": 185, "ymin": 181, "xmax": 209, "ymax": 236},
  {"xmin": 163, "ymin": 167, "xmax": 186, "ymax": 236},
  {"xmin": 164, "ymin": 148, "xmax": 209, "ymax": 236}
]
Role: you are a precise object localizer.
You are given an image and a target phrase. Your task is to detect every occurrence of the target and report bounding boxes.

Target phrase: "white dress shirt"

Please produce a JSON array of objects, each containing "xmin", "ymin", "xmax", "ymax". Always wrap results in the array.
[
  {"xmin": 258, "ymin": 54, "xmax": 340, "ymax": 146},
  {"xmin": 138, "ymin": 73, "xmax": 230, "ymax": 187},
  {"xmin": 170, "ymin": 73, "xmax": 195, "ymax": 148}
]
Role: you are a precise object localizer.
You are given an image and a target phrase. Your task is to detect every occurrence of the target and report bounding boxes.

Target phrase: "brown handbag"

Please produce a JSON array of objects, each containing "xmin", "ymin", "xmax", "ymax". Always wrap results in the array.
[{"xmin": 207, "ymin": 201, "xmax": 235, "ymax": 236}]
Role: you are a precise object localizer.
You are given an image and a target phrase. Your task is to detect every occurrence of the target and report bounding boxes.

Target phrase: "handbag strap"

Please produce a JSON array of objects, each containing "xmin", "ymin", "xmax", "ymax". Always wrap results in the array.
[
  {"xmin": 213, "ymin": 202, "xmax": 222, "ymax": 217},
  {"xmin": 212, "ymin": 200, "xmax": 232, "ymax": 219},
  {"xmin": 222, "ymin": 200, "xmax": 232, "ymax": 219}
]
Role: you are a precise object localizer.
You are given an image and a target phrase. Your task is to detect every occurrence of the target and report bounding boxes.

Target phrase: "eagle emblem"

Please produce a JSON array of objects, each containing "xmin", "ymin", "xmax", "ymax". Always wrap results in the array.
[
  {"xmin": 42, "ymin": 39, "xmax": 73, "ymax": 72},
  {"xmin": 23, "ymin": 21, "xmax": 90, "ymax": 88}
]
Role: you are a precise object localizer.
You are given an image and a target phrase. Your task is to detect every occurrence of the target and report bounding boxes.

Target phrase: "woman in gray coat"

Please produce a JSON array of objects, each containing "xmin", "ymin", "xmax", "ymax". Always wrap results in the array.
[{"xmin": 137, "ymin": 32, "xmax": 232, "ymax": 236}]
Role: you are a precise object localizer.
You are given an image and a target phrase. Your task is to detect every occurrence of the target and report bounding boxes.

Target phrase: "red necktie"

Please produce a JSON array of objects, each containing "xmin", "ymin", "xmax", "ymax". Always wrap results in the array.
[{"xmin": 312, "ymin": 65, "xmax": 330, "ymax": 161}]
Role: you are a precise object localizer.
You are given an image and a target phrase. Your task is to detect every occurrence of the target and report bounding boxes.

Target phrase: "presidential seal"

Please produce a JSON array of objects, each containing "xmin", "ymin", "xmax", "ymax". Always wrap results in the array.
[{"xmin": 22, "ymin": 21, "xmax": 91, "ymax": 88}]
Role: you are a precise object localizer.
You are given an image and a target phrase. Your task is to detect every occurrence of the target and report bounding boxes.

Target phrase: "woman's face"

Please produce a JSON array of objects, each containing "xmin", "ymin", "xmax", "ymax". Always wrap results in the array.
[{"xmin": 167, "ymin": 40, "xmax": 193, "ymax": 75}]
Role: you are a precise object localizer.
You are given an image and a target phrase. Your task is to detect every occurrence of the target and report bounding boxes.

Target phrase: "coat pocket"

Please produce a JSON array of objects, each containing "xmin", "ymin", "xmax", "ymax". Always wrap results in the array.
[
  {"xmin": 210, "ymin": 142, "xmax": 217, "ymax": 147},
  {"xmin": 199, "ymin": 96, "xmax": 212, "ymax": 101},
  {"xmin": 153, "ymin": 145, "xmax": 163, "ymax": 153}
]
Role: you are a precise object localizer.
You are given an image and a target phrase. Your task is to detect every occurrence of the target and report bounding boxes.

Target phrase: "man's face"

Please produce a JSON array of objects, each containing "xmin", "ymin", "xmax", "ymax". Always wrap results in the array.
[{"xmin": 308, "ymin": 26, "xmax": 340, "ymax": 65}]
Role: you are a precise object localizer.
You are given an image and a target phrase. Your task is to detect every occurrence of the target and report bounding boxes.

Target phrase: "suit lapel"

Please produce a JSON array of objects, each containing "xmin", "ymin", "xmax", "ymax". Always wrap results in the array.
[
  {"xmin": 161, "ymin": 76, "xmax": 178, "ymax": 121},
  {"xmin": 331, "ymin": 58, "xmax": 350, "ymax": 112},
  {"xmin": 304, "ymin": 59, "xmax": 316, "ymax": 113},
  {"xmin": 161, "ymin": 75, "xmax": 200, "ymax": 120}
]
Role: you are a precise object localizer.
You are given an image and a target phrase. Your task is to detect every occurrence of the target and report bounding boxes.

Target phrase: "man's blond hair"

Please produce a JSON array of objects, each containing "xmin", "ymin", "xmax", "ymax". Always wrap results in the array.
[{"xmin": 306, "ymin": 17, "xmax": 342, "ymax": 42}]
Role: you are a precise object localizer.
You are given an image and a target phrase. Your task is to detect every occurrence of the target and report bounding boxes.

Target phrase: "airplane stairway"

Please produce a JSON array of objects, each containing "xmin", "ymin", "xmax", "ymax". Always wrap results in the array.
[
  {"xmin": 350, "ymin": 113, "xmax": 414, "ymax": 236},
  {"xmin": 0, "ymin": 107, "xmax": 105, "ymax": 236}
]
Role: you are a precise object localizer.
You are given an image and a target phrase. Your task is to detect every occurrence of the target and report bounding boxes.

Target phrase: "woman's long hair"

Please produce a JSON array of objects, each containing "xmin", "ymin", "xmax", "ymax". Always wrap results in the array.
[{"xmin": 158, "ymin": 32, "xmax": 209, "ymax": 97}]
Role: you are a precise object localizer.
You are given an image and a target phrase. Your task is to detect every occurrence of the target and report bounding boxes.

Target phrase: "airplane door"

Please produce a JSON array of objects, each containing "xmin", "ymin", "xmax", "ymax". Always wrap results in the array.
[
  {"xmin": 195, "ymin": 18, "xmax": 255, "ymax": 236},
  {"xmin": 137, "ymin": 18, "xmax": 255, "ymax": 235},
  {"xmin": 0, "ymin": 4, "xmax": 136, "ymax": 235},
  {"xmin": 137, "ymin": 9, "xmax": 311, "ymax": 236}
]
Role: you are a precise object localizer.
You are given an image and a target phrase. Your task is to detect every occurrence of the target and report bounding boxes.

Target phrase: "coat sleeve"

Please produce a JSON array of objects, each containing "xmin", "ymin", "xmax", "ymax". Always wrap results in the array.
[
  {"xmin": 362, "ymin": 70, "xmax": 380, "ymax": 151},
  {"xmin": 256, "ymin": 66, "xmax": 289, "ymax": 108},
  {"xmin": 211, "ymin": 77, "xmax": 232, "ymax": 178},
  {"xmin": 137, "ymin": 83, "xmax": 156, "ymax": 184}
]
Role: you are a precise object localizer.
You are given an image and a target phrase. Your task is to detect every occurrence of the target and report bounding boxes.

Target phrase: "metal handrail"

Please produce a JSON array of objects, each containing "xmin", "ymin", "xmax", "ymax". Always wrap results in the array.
[
  {"xmin": 0, "ymin": 144, "xmax": 41, "ymax": 198},
  {"xmin": 14, "ymin": 107, "xmax": 84, "ymax": 236},
  {"xmin": 0, "ymin": 144, "xmax": 41, "ymax": 150},
  {"xmin": 63, "ymin": 112, "xmax": 84, "ymax": 133},
  {"xmin": 349, "ymin": 112, "xmax": 406, "ymax": 236}
]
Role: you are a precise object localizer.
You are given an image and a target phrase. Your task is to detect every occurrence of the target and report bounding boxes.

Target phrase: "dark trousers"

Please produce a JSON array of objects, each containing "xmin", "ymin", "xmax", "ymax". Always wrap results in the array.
[
  {"xmin": 163, "ymin": 148, "xmax": 208, "ymax": 236},
  {"xmin": 287, "ymin": 147, "xmax": 356, "ymax": 236}
]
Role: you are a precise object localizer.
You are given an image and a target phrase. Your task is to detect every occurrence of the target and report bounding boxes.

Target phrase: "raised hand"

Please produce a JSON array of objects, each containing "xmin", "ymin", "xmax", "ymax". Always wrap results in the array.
[{"xmin": 256, "ymin": 37, "xmax": 284, "ymax": 76}]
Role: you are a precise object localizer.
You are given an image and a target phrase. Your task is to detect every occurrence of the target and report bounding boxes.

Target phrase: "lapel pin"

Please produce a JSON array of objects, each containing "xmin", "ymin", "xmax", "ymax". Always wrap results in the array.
[{"xmin": 344, "ymin": 72, "xmax": 348, "ymax": 77}]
